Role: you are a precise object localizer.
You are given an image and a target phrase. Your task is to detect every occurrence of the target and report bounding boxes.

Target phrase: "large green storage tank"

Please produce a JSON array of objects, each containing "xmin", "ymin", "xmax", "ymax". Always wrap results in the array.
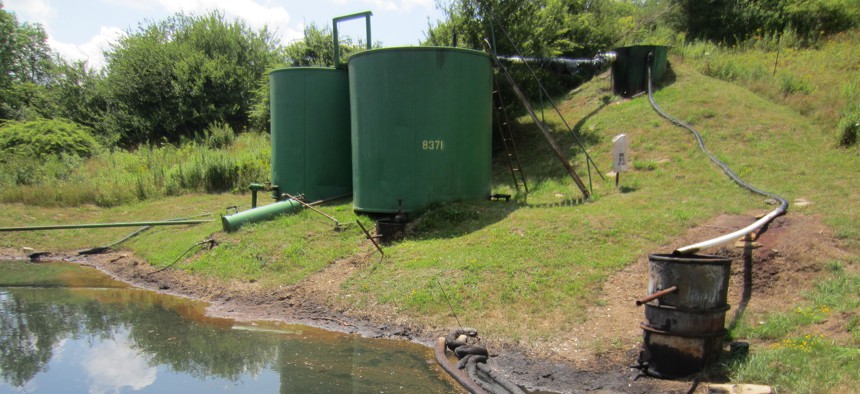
[
  {"xmin": 269, "ymin": 68, "xmax": 352, "ymax": 201},
  {"xmin": 610, "ymin": 45, "xmax": 669, "ymax": 97},
  {"xmin": 348, "ymin": 47, "xmax": 492, "ymax": 214}
]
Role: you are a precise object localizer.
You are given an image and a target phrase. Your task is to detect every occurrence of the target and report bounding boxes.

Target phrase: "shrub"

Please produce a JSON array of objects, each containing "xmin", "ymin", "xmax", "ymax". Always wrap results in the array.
[
  {"xmin": 778, "ymin": 73, "xmax": 815, "ymax": 96},
  {"xmin": 838, "ymin": 105, "xmax": 860, "ymax": 147},
  {"xmin": 0, "ymin": 118, "xmax": 101, "ymax": 158},
  {"xmin": 204, "ymin": 121, "xmax": 236, "ymax": 149}
]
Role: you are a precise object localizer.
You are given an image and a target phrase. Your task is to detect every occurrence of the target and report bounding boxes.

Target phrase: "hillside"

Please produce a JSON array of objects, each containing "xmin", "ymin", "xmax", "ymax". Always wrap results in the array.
[{"xmin": 2, "ymin": 36, "xmax": 859, "ymax": 392}]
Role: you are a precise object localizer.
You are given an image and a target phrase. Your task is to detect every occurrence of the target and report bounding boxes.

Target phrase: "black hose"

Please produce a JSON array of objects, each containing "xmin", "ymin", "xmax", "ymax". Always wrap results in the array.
[
  {"xmin": 148, "ymin": 239, "xmax": 217, "ymax": 274},
  {"xmin": 646, "ymin": 53, "xmax": 788, "ymax": 242},
  {"xmin": 466, "ymin": 356, "xmax": 507, "ymax": 394},
  {"xmin": 476, "ymin": 363, "xmax": 526, "ymax": 394}
]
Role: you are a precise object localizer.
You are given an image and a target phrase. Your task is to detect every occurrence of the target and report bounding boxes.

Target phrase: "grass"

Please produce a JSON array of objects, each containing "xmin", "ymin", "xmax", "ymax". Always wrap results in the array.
[
  {"xmin": 729, "ymin": 337, "xmax": 860, "ymax": 394},
  {"xmin": 676, "ymin": 30, "xmax": 860, "ymax": 148},
  {"xmin": 727, "ymin": 263, "xmax": 860, "ymax": 393},
  {"xmin": 1, "ymin": 28, "xmax": 860, "ymax": 392}
]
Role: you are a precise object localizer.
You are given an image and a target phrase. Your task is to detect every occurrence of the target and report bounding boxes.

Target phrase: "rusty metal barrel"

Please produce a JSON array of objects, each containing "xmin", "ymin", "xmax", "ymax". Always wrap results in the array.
[{"xmin": 639, "ymin": 253, "xmax": 732, "ymax": 378}]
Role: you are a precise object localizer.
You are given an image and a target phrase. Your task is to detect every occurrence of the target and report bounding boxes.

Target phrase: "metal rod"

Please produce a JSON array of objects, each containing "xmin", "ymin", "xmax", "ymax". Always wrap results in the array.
[
  {"xmin": 282, "ymin": 192, "xmax": 340, "ymax": 227},
  {"xmin": 636, "ymin": 285, "xmax": 678, "ymax": 306},
  {"xmin": 0, "ymin": 220, "xmax": 213, "ymax": 232},
  {"xmin": 356, "ymin": 220, "xmax": 384, "ymax": 257},
  {"xmin": 77, "ymin": 212, "xmax": 215, "ymax": 255},
  {"xmin": 436, "ymin": 278, "xmax": 463, "ymax": 329},
  {"xmin": 306, "ymin": 192, "xmax": 353, "ymax": 207}
]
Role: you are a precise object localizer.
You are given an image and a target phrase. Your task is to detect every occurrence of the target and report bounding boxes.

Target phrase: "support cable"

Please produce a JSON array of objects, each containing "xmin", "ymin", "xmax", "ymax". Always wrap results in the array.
[
  {"xmin": 486, "ymin": 40, "xmax": 590, "ymax": 199},
  {"xmin": 485, "ymin": 9, "xmax": 605, "ymax": 183}
]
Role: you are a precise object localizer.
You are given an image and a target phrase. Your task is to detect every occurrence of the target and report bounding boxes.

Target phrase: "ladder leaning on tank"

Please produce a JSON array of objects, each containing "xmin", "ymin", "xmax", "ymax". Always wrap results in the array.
[
  {"xmin": 492, "ymin": 75, "xmax": 529, "ymax": 194},
  {"xmin": 484, "ymin": 40, "xmax": 591, "ymax": 199}
]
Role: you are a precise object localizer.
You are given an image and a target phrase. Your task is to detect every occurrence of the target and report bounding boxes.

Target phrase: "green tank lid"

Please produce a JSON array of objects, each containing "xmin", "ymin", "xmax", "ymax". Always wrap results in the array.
[{"xmin": 348, "ymin": 47, "xmax": 492, "ymax": 214}]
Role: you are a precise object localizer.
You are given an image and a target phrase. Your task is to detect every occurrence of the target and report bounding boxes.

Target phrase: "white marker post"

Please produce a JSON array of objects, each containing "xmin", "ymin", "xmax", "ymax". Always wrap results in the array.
[{"xmin": 612, "ymin": 134, "xmax": 629, "ymax": 187}]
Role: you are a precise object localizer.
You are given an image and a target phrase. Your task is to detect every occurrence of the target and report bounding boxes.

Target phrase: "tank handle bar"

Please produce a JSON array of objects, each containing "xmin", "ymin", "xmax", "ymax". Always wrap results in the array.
[{"xmin": 332, "ymin": 11, "xmax": 372, "ymax": 69}]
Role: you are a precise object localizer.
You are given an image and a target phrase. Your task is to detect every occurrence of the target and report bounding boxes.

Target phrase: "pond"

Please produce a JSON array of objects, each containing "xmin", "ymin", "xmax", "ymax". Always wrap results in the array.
[{"xmin": 0, "ymin": 261, "xmax": 459, "ymax": 393}]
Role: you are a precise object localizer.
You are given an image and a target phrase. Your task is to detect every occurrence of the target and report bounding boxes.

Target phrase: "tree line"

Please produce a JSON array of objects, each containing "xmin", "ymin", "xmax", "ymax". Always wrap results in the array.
[
  {"xmin": 1, "ymin": 0, "xmax": 857, "ymax": 153},
  {"xmin": 0, "ymin": 1, "xmax": 363, "ymax": 151}
]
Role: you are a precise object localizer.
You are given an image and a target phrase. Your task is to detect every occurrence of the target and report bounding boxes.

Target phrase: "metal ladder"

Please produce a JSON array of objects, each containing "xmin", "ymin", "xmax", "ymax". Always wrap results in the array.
[{"xmin": 493, "ymin": 76, "xmax": 529, "ymax": 194}]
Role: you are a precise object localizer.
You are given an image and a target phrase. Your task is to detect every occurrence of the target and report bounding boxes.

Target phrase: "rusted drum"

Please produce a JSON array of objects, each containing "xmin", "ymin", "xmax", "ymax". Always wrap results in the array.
[
  {"xmin": 641, "ymin": 324, "xmax": 726, "ymax": 378},
  {"xmin": 647, "ymin": 254, "xmax": 731, "ymax": 310},
  {"xmin": 644, "ymin": 303, "xmax": 730, "ymax": 333},
  {"xmin": 640, "ymin": 253, "xmax": 733, "ymax": 377}
]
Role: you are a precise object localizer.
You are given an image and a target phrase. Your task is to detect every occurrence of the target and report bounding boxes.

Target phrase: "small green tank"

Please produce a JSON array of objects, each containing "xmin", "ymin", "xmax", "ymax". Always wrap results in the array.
[
  {"xmin": 269, "ymin": 68, "xmax": 352, "ymax": 201},
  {"xmin": 611, "ymin": 45, "xmax": 670, "ymax": 97}
]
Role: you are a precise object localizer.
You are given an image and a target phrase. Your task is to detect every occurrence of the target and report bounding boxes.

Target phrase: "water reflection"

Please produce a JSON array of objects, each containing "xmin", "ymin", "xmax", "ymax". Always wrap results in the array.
[{"xmin": 0, "ymin": 261, "xmax": 457, "ymax": 393}]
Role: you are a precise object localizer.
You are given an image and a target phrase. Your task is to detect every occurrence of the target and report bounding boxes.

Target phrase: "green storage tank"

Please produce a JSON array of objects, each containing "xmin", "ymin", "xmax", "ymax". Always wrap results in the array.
[
  {"xmin": 269, "ymin": 68, "xmax": 352, "ymax": 201},
  {"xmin": 348, "ymin": 47, "xmax": 492, "ymax": 214},
  {"xmin": 611, "ymin": 45, "xmax": 669, "ymax": 97}
]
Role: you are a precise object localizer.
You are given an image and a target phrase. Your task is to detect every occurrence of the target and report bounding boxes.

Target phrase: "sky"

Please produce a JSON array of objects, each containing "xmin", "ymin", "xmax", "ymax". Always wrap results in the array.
[{"xmin": 3, "ymin": 0, "xmax": 447, "ymax": 69}]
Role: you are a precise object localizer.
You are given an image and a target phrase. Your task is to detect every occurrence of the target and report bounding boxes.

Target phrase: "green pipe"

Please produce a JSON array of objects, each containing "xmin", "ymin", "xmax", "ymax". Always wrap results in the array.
[
  {"xmin": 249, "ymin": 183, "xmax": 266, "ymax": 208},
  {"xmin": 221, "ymin": 199, "xmax": 303, "ymax": 232},
  {"xmin": 0, "ymin": 220, "xmax": 213, "ymax": 232}
]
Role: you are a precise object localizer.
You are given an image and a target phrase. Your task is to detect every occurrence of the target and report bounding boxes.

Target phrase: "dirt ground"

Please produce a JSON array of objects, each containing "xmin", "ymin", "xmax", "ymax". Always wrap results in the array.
[{"xmin": 2, "ymin": 211, "xmax": 853, "ymax": 394}]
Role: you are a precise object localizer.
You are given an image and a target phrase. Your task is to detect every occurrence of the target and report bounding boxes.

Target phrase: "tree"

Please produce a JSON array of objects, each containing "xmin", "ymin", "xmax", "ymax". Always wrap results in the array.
[
  {"xmin": 424, "ymin": 0, "xmax": 635, "ymax": 112},
  {"xmin": 0, "ymin": 2, "xmax": 56, "ymax": 120},
  {"xmin": 11, "ymin": 22, "xmax": 52, "ymax": 84},
  {"xmin": 0, "ymin": 1, "xmax": 15, "ymax": 91},
  {"xmin": 104, "ymin": 11, "xmax": 280, "ymax": 145},
  {"xmin": 670, "ymin": 0, "xmax": 860, "ymax": 44},
  {"xmin": 47, "ymin": 59, "xmax": 111, "ymax": 142},
  {"xmin": 249, "ymin": 23, "xmax": 367, "ymax": 133},
  {"xmin": 425, "ymin": 0, "xmax": 631, "ymax": 58}
]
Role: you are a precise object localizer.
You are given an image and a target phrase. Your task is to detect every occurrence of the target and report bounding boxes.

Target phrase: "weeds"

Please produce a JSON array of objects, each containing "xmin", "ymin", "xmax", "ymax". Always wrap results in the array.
[
  {"xmin": 0, "ymin": 131, "xmax": 271, "ymax": 207},
  {"xmin": 838, "ymin": 104, "xmax": 859, "ymax": 146},
  {"xmin": 730, "ymin": 337, "xmax": 860, "ymax": 394},
  {"xmin": 204, "ymin": 121, "xmax": 236, "ymax": 149},
  {"xmin": 677, "ymin": 30, "xmax": 859, "ymax": 146},
  {"xmin": 728, "ymin": 265, "xmax": 860, "ymax": 392}
]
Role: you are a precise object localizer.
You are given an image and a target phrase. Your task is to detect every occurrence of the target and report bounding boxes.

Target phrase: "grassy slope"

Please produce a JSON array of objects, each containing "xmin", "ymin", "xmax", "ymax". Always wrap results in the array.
[
  {"xmin": 1, "ymin": 33, "xmax": 859, "ymax": 393},
  {"xmin": 338, "ymin": 58, "xmax": 860, "ymax": 343}
]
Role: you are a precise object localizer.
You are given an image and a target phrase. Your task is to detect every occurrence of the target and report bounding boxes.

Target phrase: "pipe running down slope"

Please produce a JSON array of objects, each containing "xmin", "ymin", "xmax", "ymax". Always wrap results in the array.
[{"xmin": 645, "ymin": 54, "xmax": 789, "ymax": 255}]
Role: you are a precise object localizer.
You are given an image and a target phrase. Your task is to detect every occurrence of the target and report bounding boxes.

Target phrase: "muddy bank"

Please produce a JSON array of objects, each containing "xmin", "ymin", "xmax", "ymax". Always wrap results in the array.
[
  {"xmin": 2, "ymin": 247, "xmax": 683, "ymax": 393},
  {"xmin": 3, "ymin": 212, "xmax": 848, "ymax": 393}
]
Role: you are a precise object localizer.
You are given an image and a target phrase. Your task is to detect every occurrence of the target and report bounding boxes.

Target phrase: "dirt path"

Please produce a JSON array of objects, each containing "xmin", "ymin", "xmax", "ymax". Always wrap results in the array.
[{"xmin": 2, "ymin": 212, "xmax": 850, "ymax": 393}]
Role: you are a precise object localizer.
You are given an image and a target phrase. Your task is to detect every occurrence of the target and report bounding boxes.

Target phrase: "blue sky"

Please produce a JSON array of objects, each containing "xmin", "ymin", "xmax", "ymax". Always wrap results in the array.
[{"xmin": 3, "ymin": 0, "xmax": 446, "ymax": 69}]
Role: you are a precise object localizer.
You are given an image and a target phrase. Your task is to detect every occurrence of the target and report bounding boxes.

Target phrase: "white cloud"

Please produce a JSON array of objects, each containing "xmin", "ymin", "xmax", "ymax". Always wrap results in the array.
[
  {"xmin": 49, "ymin": 26, "xmax": 125, "ymax": 70},
  {"xmin": 332, "ymin": 0, "xmax": 433, "ymax": 12},
  {"xmin": 157, "ymin": 0, "xmax": 291, "ymax": 30},
  {"xmin": 99, "ymin": 0, "xmax": 158, "ymax": 10},
  {"xmin": 154, "ymin": 0, "xmax": 304, "ymax": 46},
  {"xmin": 84, "ymin": 335, "xmax": 157, "ymax": 394},
  {"xmin": 4, "ymin": 0, "xmax": 57, "ymax": 25}
]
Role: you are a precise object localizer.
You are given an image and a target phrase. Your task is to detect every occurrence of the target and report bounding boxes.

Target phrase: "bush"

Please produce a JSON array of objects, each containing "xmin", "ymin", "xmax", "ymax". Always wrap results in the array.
[
  {"xmin": 204, "ymin": 121, "xmax": 236, "ymax": 149},
  {"xmin": 838, "ymin": 105, "xmax": 859, "ymax": 147},
  {"xmin": 778, "ymin": 73, "xmax": 815, "ymax": 96},
  {"xmin": 0, "ymin": 118, "xmax": 101, "ymax": 158}
]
